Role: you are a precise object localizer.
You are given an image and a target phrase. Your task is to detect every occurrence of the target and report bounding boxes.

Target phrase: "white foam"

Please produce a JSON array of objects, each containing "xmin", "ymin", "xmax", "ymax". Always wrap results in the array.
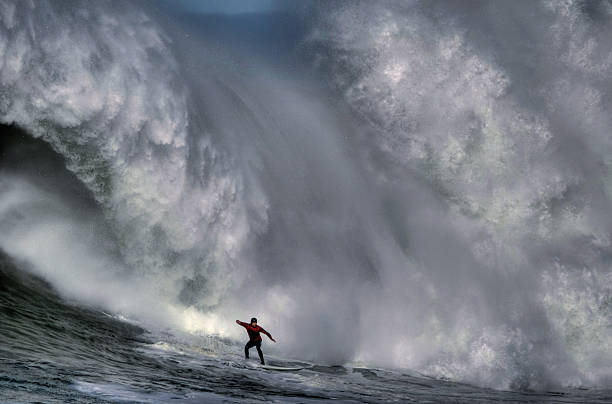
[{"xmin": 308, "ymin": 0, "xmax": 612, "ymax": 389}]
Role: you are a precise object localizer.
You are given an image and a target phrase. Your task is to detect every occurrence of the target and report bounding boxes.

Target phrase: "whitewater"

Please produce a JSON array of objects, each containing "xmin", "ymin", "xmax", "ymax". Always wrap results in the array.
[{"xmin": 1, "ymin": 0, "xmax": 612, "ymax": 402}]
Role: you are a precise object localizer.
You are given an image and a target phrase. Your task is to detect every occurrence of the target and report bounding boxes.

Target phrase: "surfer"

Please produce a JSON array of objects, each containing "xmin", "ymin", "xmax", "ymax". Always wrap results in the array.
[{"xmin": 236, "ymin": 318, "xmax": 276, "ymax": 365}]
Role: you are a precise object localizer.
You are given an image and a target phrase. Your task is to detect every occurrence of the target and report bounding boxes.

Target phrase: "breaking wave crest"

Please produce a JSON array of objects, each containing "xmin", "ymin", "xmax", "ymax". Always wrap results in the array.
[{"xmin": 1, "ymin": 0, "xmax": 612, "ymax": 390}]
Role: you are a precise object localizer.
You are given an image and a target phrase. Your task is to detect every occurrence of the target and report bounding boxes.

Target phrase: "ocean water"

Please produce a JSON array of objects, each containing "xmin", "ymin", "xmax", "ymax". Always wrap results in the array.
[
  {"xmin": 2, "ymin": 1, "xmax": 612, "ymax": 402},
  {"xmin": 2, "ymin": 259, "xmax": 611, "ymax": 403}
]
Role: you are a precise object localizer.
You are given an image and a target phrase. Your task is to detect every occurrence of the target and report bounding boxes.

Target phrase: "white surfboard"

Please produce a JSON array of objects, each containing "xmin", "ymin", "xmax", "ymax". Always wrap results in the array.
[
  {"xmin": 242, "ymin": 359, "xmax": 309, "ymax": 371},
  {"xmin": 260, "ymin": 365, "xmax": 306, "ymax": 371}
]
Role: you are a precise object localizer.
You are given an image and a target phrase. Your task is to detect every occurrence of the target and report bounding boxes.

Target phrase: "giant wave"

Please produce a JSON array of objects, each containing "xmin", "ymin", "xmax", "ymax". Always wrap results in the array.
[{"xmin": 1, "ymin": 0, "xmax": 611, "ymax": 391}]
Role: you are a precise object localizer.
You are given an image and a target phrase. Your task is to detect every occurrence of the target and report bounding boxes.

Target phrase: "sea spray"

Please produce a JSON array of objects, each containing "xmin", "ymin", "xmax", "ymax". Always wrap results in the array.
[{"xmin": 1, "ymin": 0, "xmax": 611, "ymax": 390}]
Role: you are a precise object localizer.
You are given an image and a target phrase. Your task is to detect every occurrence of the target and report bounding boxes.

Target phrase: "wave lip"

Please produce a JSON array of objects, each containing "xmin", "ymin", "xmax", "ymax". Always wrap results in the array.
[{"xmin": 0, "ymin": 0, "xmax": 248, "ymax": 311}]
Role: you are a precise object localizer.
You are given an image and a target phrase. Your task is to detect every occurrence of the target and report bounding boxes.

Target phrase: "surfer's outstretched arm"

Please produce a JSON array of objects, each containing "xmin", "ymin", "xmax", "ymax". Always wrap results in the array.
[{"xmin": 260, "ymin": 327, "xmax": 276, "ymax": 342}]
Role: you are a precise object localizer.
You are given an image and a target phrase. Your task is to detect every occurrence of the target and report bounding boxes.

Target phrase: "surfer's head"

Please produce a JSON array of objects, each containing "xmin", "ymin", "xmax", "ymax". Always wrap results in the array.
[{"xmin": 250, "ymin": 317, "xmax": 257, "ymax": 326}]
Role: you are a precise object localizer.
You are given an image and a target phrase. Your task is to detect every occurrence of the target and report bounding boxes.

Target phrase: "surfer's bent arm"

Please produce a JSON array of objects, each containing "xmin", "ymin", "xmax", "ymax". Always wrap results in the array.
[
  {"xmin": 259, "ymin": 327, "xmax": 276, "ymax": 342},
  {"xmin": 236, "ymin": 320, "xmax": 248, "ymax": 328}
]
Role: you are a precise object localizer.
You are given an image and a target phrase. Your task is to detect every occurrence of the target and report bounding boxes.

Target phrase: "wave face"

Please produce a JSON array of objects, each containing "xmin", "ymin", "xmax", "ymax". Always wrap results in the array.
[
  {"xmin": 0, "ymin": 0, "xmax": 250, "ymax": 328},
  {"xmin": 1, "ymin": 0, "xmax": 612, "ymax": 391}
]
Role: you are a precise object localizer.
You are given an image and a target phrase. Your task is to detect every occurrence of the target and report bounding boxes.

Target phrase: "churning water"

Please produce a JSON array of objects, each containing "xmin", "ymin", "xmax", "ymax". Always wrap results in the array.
[{"xmin": 1, "ymin": 1, "xmax": 612, "ymax": 402}]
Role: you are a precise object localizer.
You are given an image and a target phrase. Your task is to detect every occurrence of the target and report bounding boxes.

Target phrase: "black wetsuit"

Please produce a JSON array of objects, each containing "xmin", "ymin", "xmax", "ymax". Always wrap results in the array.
[{"xmin": 244, "ymin": 339, "xmax": 264, "ymax": 365}]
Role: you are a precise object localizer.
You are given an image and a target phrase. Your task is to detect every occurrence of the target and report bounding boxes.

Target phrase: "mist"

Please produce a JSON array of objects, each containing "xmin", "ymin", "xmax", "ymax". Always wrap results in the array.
[{"xmin": 1, "ymin": 0, "xmax": 611, "ymax": 391}]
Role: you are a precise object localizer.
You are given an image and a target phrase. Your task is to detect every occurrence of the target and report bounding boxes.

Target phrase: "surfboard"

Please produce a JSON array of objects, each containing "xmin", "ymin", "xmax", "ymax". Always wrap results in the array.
[
  {"xmin": 242, "ymin": 359, "xmax": 310, "ymax": 371},
  {"xmin": 261, "ymin": 365, "xmax": 306, "ymax": 371}
]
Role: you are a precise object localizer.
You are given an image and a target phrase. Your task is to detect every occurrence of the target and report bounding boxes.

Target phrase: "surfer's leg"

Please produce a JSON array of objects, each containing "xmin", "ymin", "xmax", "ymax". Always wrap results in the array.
[
  {"xmin": 245, "ymin": 341, "xmax": 254, "ymax": 359},
  {"xmin": 255, "ymin": 341, "xmax": 264, "ymax": 365}
]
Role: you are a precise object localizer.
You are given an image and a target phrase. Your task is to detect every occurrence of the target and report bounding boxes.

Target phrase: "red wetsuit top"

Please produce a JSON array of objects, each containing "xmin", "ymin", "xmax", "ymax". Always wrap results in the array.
[{"xmin": 237, "ymin": 321, "xmax": 272, "ymax": 342}]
